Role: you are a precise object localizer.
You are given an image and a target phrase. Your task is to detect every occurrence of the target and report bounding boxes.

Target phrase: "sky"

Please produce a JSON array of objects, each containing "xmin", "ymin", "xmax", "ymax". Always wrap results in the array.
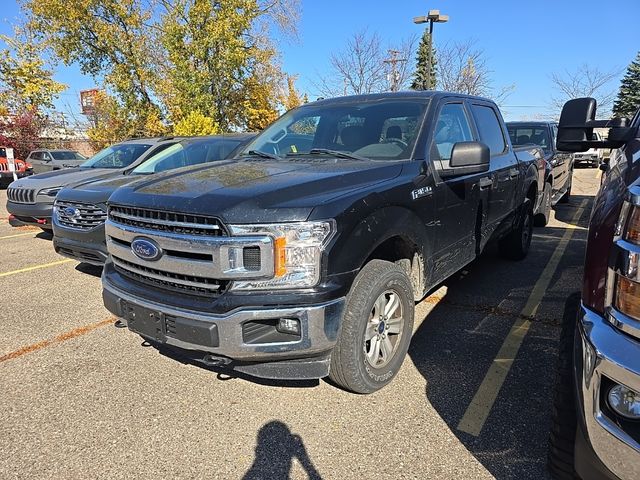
[{"xmin": 1, "ymin": 0, "xmax": 639, "ymax": 122}]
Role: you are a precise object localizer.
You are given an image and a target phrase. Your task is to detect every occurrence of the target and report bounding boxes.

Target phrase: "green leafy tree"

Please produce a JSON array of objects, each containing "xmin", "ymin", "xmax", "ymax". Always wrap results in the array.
[
  {"xmin": 26, "ymin": 0, "xmax": 165, "ymax": 138},
  {"xmin": 0, "ymin": 23, "xmax": 65, "ymax": 113},
  {"xmin": 159, "ymin": 0, "xmax": 287, "ymax": 130},
  {"xmin": 173, "ymin": 111, "xmax": 220, "ymax": 136},
  {"xmin": 613, "ymin": 51, "xmax": 640, "ymax": 118},
  {"xmin": 411, "ymin": 30, "xmax": 437, "ymax": 90}
]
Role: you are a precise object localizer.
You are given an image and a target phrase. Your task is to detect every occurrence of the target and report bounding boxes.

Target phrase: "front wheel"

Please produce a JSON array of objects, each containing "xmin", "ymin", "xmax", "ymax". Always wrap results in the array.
[
  {"xmin": 329, "ymin": 259, "xmax": 414, "ymax": 394},
  {"xmin": 500, "ymin": 199, "xmax": 533, "ymax": 261}
]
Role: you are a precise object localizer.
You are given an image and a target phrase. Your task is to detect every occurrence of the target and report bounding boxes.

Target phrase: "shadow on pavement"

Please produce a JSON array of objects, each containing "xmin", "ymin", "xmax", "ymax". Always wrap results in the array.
[
  {"xmin": 74, "ymin": 262, "xmax": 103, "ymax": 277},
  {"xmin": 408, "ymin": 206, "xmax": 589, "ymax": 479},
  {"xmin": 150, "ymin": 343, "xmax": 320, "ymax": 389},
  {"xmin": 243, "ymin": 421, "xmax": 322, "ymax": 480},
  {"xmin": 35, "ymin": 230, "xmax": 53, "ymax": 240}
]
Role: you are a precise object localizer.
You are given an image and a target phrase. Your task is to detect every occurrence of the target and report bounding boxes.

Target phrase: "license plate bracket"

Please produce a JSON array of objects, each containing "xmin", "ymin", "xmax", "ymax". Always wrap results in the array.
[{"xmin": 121, "ymin": 300, "xmax": 166, "ymax": 343}]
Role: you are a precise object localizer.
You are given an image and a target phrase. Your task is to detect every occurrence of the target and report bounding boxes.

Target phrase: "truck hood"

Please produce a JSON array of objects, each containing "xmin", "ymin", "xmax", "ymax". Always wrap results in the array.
[
  {"xmin": 9, "ymin": 168, "xmax": 117, "ymax": 192},
  {"xmin": 109, "ymin": 159, "xmax": 403, "ymax": 223},
  {"xmin": 56, "ymin": 173, "xmax": 139, "ymax": 205}
]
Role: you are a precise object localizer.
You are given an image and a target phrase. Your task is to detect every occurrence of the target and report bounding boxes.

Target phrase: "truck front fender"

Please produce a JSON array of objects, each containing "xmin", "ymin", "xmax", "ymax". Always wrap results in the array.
[{"xmin": 325, "ymin": 206, "xmax": 433, "ymax": 295}]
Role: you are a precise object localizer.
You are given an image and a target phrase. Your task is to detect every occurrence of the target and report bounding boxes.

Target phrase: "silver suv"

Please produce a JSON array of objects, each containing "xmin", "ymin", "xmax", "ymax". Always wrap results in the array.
[{"xmin": 26, "ymin": 149, "xmax": 86, "ymax": 173}]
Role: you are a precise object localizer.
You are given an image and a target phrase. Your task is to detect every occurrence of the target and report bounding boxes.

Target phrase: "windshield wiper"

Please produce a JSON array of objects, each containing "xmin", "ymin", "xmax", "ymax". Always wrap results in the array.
[
  {"xmin": 306, "ymin": 148, "xmax": 367, "ymax": 161},
  {"xmin": 245, "ymin": 150, "xmax": 281, "ymax": 160}
]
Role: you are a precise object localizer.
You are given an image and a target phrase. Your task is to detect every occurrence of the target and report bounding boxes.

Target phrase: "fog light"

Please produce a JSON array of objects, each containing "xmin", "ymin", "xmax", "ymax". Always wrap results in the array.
[
  {"xmin": 277, "ymin": 318, "xmax": 300, "ymax": 335},
  {"xmin": 608, "ymin": 384, "xmax": 640, "ymax": 420}
]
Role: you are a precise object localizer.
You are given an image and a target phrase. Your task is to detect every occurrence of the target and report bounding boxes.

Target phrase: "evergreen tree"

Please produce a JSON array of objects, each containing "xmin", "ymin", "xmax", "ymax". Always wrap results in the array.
[
  {"xmin": 411, "ymin": 30, "xmax": 437, "ymax": 90},
  {"xmin": 613, "ymin": 51, "xmax": 640, "ymax": 118}
]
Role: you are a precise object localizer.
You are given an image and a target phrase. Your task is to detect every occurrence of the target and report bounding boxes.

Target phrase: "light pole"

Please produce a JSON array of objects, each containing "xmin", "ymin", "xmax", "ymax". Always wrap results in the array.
[{"xmin": 413, "ymin": 9, "xmax": 449, "ymax": 89}]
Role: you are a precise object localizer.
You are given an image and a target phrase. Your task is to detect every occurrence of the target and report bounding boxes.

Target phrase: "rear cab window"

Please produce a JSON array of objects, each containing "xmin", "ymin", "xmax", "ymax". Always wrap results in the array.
[{"xmin": 508, "ymin": 125, "xmax": 552, "ymax": 153}]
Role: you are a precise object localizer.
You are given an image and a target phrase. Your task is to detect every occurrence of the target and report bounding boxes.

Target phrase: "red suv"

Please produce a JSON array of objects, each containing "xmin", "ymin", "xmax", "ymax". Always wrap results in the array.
[
  {"xmin": 549, "ymin": 98, "xmax": 640, "ymax": 480},
  {"xmin": 0, "ymin": 146, "xmax": 33, "ymax": 186}
]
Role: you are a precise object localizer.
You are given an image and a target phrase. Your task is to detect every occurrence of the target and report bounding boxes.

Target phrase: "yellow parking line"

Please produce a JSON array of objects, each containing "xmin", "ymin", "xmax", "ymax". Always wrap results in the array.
[
  {"xmin": 0, "ymin": 231, "xmax": 38, "ymax": 240},
  {"xmin": 0, "ymin": 259, "xmax": 74, "ymax": 278},
  {"xmin": 0, "ymin": 317, "xmax": 115, "ymax": 363},
  {"xmin": 457, "ymin": 199, "xmax": 588, "ymax": 437}
]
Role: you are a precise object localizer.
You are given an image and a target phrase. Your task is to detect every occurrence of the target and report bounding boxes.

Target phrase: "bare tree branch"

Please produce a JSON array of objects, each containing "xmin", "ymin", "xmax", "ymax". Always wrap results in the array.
[
  {"xmin": 549, "ymin": 64, "xmax": 621, "ymax": 117},
  {"xmin": 311, "ymin": 30, "xmax": 417, "ymax": 98}
]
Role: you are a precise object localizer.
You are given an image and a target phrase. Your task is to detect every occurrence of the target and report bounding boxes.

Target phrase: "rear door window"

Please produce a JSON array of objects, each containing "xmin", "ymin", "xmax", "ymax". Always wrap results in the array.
[{"xmin": 471, "ymin": 105, "xmax": 507, "ymax": 155}]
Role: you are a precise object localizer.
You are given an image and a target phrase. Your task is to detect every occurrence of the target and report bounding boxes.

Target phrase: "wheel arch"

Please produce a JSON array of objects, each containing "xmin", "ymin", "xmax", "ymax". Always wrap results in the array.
[{"xmin": 328, "ymin": 206, "xmax": 431, "ymax": 301}]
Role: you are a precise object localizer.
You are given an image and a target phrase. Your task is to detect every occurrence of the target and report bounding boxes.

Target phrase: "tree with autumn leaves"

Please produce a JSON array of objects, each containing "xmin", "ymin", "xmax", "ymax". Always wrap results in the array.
[{"xmin": 22, "ymin": 0, "xmax": 303, "ymax": 147}]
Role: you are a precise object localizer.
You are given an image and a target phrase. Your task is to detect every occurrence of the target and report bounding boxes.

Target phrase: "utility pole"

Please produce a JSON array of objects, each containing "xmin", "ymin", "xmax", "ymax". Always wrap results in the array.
[{"xmin": 384, "ymin": 49, "xmax": 407, "ymax": 92}]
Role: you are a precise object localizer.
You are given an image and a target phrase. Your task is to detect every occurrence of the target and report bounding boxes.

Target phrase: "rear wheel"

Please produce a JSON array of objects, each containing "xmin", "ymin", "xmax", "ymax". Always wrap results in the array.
[
  {"xmin": 329, "ymin": 259, "xmax": 414, "ymax": 394},
  {"xmin": 535, "ymin": 182, "xmax": 552, "ymax": 227},
  {"xmin": 500, "ymin": 199, "xmax": 533, "ymax": 260}
]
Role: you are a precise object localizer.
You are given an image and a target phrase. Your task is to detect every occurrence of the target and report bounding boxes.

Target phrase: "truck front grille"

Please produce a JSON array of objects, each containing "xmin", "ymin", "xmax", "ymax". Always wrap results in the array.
[
  {"xmin": 108, "ymin": 205, "xmax": 225, "ymax": 236},
  {"xmin": 112, "ymin": 255, "xmax": 227, "ymax": 297},
  {"xmin": 7, "ymin": 187, "xmax": 36, "ymax": 204},
  {"xmin": 55, "ymin": 201, "xmax": 107, "ymax": 230}
]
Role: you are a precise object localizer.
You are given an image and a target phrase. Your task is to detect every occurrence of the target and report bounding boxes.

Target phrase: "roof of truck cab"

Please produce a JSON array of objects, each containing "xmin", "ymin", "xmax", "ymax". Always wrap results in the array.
[
  {"xmin": 309, "ymin": 90, "xmax": 494, "ymax": 106},
  {"xmin": 506, "ymin": 121, "xmax": 558, "ymax": 126}
]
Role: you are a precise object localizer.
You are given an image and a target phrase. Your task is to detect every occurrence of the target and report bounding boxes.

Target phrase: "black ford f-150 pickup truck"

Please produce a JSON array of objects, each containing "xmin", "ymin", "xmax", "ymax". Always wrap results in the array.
[
  {"xmin": 507, "ymin": 121, "xmax": 574, "ymax": 225},
  {"xmin": 102, "ymin": 91, "xmax": 543, "ymax": 393}
]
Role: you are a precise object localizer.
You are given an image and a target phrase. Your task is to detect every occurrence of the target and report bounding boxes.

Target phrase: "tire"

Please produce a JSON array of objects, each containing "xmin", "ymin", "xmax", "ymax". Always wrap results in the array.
[
  {"xmin": 500, "ymin": 199, "xmax": 533, "ymax": 261},
  {"xmin": 534, "ymin": 182, "xmax": 552, "ymax": 227},
  {"xmin": 560, "ymin": 174, "xmax": 572, "ymax": 204},
  {"xmin": 547, "ymin": 293, "xmax": 580, "ymax": 479},
  {"xmin": 329, "ymin": 259, "xmax": 414, "ymax": 394}
]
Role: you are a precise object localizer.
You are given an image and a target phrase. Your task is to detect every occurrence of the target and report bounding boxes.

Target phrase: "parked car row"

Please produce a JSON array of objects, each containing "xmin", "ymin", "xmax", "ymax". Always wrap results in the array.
[{"xmin": 7, "ymin": 91, "xmax": 637, "ymax": 478}]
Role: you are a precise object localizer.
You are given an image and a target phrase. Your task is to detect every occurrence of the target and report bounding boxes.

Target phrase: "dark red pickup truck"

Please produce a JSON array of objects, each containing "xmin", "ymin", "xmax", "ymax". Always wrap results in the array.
[{"xmin": 549, "ymin": 98, "xmax": 640, "ymax": 480}]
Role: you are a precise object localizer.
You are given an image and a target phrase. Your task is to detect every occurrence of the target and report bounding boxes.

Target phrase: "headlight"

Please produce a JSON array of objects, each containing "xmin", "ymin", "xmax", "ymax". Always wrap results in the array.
[
  {"xmin": 39, "ymin": 186, "xmax": 62, "ymax": 197},
  {"xmin": 229, "ymin": 221, "xmax": 335, "ymax": 290}
]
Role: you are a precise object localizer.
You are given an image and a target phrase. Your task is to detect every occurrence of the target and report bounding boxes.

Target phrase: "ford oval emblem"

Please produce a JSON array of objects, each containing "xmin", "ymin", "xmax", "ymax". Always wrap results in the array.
[
  {"xmin": 131, "ymin": 237, "xmax": 162, "ymax": 261},
  {"xmin": 64, "ymin": 207, "xmax": 80, "ymax": 218}
]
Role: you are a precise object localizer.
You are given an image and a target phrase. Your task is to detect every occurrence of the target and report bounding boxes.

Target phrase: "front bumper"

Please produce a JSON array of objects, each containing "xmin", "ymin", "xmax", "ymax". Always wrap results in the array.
[
  {"xmin": 6, "ymin": 200, "xmax": 54, "ymax": 229},
  {"xmin": 102, "ymin": 276, "xmax": 345, "ymax": 380},
  {"xmin": 574, "ymin": 154, "xmax": 600, "ymax": 163},
  {"xmin": 52, "ymin": 218, "xmax": 107, "ymax": 266},
  {"xmin": 575, "ymin": 304, "xmax": 640, "ymax": 480}
]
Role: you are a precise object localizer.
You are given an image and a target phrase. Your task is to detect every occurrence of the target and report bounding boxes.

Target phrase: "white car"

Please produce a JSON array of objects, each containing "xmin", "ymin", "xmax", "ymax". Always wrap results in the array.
[{"xmin": 572, "ymin": 131, "xmax": 604, "ymax": 167}]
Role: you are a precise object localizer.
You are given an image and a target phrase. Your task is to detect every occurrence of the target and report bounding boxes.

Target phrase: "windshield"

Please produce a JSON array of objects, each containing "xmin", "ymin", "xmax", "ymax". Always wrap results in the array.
[
  {"xmin": 239, "ymin": 99, "xmax": 429, "ymax": 160},
  {"xmin": 131, "ymin": 137, "xmax": 242, "ymax": 175},
  {"xmin": 507, "ymin": 125, "xmax": 552, "ymax": 152},
  {"xmin": 80, "ymin": 143, "xmax": 152, "ymax": 169},
  {"xmin": 51, "ymin": 151, "xmax": 85, "ymax": 160}
]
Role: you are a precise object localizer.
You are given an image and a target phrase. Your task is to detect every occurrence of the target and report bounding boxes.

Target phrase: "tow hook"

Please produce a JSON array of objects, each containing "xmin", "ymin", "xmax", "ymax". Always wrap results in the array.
[{"xmin": 202, "ymin": 354, "xmax": 232, "ymax": 367}]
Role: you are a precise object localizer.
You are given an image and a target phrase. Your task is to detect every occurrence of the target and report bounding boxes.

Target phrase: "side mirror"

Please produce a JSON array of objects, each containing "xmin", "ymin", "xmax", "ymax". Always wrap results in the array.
[
  {"xmin": 557, "ymin": 97, "xmax": 635, "ymax": 151},
  {"xmin": 440, "ymin": 141, "xmax": 490, "ymax": 177}
]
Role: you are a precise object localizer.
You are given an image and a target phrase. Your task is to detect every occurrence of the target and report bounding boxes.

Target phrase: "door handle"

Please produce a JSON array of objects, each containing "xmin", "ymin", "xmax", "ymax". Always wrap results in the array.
[
  {"xmin": 509, "ymin": 168, "xmax": 519, "ymax": 179},
  {"xmin": 479, "ymin": 177, "xmax": 493, "ymax": 190}
]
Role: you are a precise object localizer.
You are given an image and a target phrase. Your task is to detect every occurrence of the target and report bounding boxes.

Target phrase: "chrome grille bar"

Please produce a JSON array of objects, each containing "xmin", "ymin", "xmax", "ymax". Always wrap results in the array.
[
  {"xmin": 7, "ymin": 187, "xmax": 36, "ymax": 204},
  {"xmin": 55, "ymin": 201, "xmax": 107, "ymax": 230}
]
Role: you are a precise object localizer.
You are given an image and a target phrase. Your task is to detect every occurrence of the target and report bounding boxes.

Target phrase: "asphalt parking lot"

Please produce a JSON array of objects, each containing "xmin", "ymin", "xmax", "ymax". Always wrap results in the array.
[{"xmin": 0, "ymin": 167, "xmax": 600, "ymax": 480}]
